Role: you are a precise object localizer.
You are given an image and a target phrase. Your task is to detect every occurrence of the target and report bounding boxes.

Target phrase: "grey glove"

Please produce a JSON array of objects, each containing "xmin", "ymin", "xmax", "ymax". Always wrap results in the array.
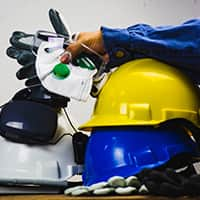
[
  {"xmin": 7, "ymin": 31, "xmax": 37, "ymax": 81},
  {"xmin": 7, "ymin": 8, "xmax": 71, "ymax": 82},
  {"xmin": 6, "ymin": 9, "xmax": 71, "ymax": 108}
]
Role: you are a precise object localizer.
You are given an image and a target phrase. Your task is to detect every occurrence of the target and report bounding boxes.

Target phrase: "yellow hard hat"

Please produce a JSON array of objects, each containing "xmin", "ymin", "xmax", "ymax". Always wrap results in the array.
[{"xmin": 80, "ymin": 58, "xmax": 200, "ymax": 131}]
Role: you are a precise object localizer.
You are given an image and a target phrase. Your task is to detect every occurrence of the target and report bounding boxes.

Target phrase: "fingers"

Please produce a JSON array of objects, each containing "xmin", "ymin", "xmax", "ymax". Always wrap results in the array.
[
  {"xmin": 60, "ymin": 32, "xmax": 85, "ymax": 63},
  {"xmin": 102, "ymin": 53, "xmax": 110, "ymax": 64},
  {"xmin": 60, "ymin": 51, "xmax": 72, "ymax": 64},
  {"xmin": 16, "ymin": 64, "xmax": 36, "ymax": 80},
  {"xmin": 60, "ymin": 41, "xmax": 83, "ymax": 64},
  {"xmin": 67, "ymin": 41, "xmax": 84, "ymax": 59},
  {"xmin": 60, "ymin": 30, "xmax": 106, "ymax": 64}
]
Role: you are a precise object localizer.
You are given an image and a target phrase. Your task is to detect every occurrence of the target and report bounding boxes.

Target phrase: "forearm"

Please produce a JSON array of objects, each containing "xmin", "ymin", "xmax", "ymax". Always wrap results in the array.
[{"xmin": 101, "ymin": 19, "xmax": 200, "ymax": 72}]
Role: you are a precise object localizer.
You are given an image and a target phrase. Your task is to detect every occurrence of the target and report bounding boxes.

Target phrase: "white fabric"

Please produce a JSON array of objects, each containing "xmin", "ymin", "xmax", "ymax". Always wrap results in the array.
[
  {"xmin": 91, "ymin": 67, "xmax": 117, "ymax": 97},
  {"xmin": 91, "ymin": 72, "xmax": 110, "ymax": 97},
  {"xmin": 36, "ymin": 41, "xmax": 97, "ymax": 101}
]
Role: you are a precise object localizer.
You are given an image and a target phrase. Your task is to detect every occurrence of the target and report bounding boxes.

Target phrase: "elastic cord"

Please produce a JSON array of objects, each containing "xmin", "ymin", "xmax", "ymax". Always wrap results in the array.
[{"xmin": 63, "ymin": 108, "xmax": 78, "ymax": 133}]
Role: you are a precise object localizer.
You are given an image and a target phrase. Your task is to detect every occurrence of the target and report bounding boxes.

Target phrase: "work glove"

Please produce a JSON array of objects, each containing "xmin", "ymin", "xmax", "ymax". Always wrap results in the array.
[
  {"xmin": 6, "ymin": 9, "xmax": 70, "ymax": 108},
  {"xmin": 138, "ymin": 168, "xmax": 186, "ymax": 196},
  {"xmin": 6, "ymin": 31, "xmax": 38, "ymax": 83},
  {"xmin": 138, "ymin": 161, "xmax": 200, "ymax": 197},
  {"xmin": 7, "ymin": 9, "xmax": 70, "ymax": 82},
  {"xmin": 48, "ymin": 8, "xmax": 70, "ymax": 37},
  {"xmin": 184, "ymin": 173, "xmax": 200, "ymax": 195},
  {"xmin": 64, "ymin": 175, "xmax": 148, "ymax": 196}
]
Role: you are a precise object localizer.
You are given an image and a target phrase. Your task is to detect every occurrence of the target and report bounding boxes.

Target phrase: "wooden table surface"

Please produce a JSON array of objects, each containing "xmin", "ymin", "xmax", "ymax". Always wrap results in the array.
[{"xmin": 0, "ymin": 195, "xmax": 199, "ymax": 200}]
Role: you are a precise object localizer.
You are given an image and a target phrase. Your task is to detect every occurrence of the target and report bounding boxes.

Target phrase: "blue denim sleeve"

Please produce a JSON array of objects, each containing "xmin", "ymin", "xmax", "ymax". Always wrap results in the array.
[{"xmin": 101, "ymin": 19, "xmax": 200, "ymax": 76}]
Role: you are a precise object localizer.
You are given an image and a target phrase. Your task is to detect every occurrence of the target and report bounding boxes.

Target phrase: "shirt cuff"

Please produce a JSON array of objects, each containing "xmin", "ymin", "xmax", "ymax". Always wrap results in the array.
[{"xmin": 101, "ymin": 26, "xmax": 132, "ymax": 69}]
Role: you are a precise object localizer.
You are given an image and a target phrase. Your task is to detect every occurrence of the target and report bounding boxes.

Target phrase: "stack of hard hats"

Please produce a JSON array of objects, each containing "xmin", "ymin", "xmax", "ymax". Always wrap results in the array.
[{"xmin": 79, "ymin": 58, "xmax": 200, "ymax": 186}]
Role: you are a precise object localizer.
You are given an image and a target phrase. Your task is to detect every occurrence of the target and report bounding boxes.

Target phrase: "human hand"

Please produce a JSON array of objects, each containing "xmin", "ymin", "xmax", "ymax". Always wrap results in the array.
[{"xmin": 60, "ymin": 30, "xmax": 109, "ymax": 64}]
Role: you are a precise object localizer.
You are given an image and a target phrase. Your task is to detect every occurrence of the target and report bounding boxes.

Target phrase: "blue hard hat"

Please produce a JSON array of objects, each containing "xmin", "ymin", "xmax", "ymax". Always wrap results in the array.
[{"xmin": 83, "ymin": 125, "xmax": 199, "ymax": 186}]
